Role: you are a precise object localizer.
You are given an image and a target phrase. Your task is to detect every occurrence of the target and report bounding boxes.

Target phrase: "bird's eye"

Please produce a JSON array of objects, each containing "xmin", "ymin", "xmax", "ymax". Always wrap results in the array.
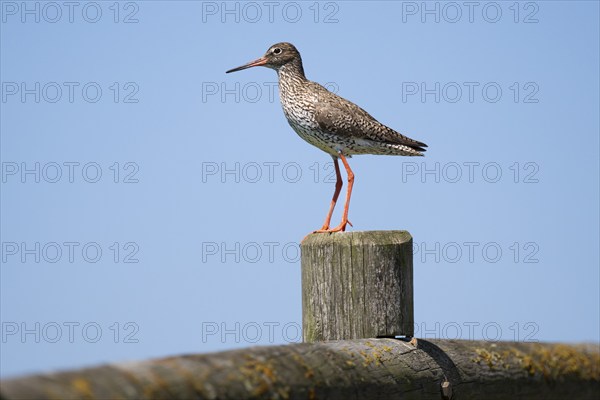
[{"xmin": 273, "ymin": 48, "xmax": 282, "ymax": 55}]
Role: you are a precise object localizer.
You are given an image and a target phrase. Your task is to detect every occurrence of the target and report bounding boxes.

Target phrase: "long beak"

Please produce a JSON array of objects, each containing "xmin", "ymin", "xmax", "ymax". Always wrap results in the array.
[{"xmin": 226, "ymin": 56, "xmax": 268, "ymax": 73}]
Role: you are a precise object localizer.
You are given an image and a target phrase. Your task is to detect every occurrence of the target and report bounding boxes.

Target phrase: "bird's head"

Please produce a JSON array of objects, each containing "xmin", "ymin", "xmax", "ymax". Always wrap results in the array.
[{"xmin": 226, "ymin": 42, "xmax": 302, "ymax": 73}]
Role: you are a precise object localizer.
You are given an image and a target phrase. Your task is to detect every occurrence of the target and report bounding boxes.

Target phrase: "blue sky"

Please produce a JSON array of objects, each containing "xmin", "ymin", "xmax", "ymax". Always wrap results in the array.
[{"xmin": 1, "ymin": 1, "xmax": 599, "ymax": 378}]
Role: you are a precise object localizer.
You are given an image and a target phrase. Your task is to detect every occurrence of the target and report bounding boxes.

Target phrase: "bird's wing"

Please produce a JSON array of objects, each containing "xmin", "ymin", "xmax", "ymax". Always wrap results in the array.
[{"xmin": 312, "ymin": 83, "xmax": 427, "ymax": 152}]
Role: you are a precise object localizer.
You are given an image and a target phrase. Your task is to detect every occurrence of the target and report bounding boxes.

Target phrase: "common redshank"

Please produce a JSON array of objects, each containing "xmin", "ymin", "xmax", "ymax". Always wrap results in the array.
[{"xmin": 226, "ymin": 42, "xmax": 427, "ymax": 233}]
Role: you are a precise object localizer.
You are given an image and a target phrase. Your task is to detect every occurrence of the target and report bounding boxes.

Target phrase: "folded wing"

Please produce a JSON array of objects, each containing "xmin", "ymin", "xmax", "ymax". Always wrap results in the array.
[{"xmin": 313, "ymin": 83, "xmax": 428, "ymax": 153}]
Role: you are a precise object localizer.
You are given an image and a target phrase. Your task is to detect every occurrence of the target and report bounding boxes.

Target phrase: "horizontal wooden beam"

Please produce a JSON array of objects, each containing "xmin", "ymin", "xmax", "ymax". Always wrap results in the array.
[{"xmin": 1, "ymin": 339, "xmax": 598, "ymax": 399}]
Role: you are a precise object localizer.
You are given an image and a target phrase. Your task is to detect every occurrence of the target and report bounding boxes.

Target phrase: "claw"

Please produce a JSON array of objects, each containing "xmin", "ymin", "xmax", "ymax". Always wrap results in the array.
[{"xmin": 313, "ymin": 218, "xmax": 349, "ymax": 234}]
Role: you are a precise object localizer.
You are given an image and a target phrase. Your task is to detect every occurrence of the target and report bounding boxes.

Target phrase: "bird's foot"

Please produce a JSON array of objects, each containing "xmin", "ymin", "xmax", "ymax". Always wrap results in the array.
[
  {"xmin": 312, "ymin": 219, "xmax": 352, "ymax": 234},
  {"xmin": 317, "ymin": 223, "xmax": 330, "ymax": 231}
]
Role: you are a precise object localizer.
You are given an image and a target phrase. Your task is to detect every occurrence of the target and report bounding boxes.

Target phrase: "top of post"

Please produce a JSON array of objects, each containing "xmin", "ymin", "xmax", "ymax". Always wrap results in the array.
[{"xmin": 301, "ymin": 230, "xmax": 412, "ymax": 246}]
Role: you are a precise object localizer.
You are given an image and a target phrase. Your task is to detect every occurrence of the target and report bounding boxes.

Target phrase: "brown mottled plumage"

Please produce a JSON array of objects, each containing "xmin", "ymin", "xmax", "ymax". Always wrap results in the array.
[{"xmin": 226, "ymin": 42, "xmax": 428, "ymax": 233}]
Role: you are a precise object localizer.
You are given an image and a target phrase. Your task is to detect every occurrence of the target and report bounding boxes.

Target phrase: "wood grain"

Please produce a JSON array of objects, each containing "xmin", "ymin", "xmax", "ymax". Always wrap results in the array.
[{"xmin": 301, "ymin": 231, "xmax": 414, "ymax": 341}]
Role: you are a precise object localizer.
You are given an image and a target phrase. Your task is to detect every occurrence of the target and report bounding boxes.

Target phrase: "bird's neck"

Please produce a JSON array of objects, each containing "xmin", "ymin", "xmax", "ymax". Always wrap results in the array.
[{"xmin": 277, "ymin": 61, "xmax": 307, "ymax": 83}]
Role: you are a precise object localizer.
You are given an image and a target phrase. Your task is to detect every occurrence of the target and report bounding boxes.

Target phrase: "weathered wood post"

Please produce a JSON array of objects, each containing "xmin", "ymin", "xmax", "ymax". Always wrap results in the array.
[{"xmin": 301, "ymin": 231, "xmax": 414, "ymax": 342}]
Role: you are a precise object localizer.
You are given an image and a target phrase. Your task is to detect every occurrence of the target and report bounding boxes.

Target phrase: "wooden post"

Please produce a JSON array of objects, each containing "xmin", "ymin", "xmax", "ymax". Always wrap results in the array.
[{"xmin": 301, "ymin": 231, "xmax": 414, "ymax": 342}]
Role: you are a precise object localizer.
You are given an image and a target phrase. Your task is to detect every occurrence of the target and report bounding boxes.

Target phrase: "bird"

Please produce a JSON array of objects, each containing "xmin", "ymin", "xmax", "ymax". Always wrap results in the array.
[{"xmin": 226, "ymin": 42, "xmax": 427, "ymax": 233}]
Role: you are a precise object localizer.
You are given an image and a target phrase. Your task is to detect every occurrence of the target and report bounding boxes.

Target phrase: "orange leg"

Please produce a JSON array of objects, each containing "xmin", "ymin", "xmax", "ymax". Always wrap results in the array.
[
  {"xmin": 314, "ymin": 152, "xmax": 354, "ymax": 233},
  {"xmin": 317, "ymin": 157, "xmax": 343, "ymax": 231}
]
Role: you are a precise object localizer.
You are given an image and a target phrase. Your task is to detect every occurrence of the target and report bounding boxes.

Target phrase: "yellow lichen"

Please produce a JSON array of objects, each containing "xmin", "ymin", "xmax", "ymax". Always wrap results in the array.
[
  {"xmin": 240, "ymin": 358, "xmax": 284, "ymax": 397},
  {"xmin": 162, "ymin": 359, "xmax": 208, "ymax": 396},
  {"xmin": 472, "ymin": 348, "xmax": 509, "ymax": 370},
  {"xmin": 472, "ymin": 344, "xmax": 600, "ymax": 381},
  {"xmin": 71, "ymin": 378, "xmax": 94, "ymax": 400},
  {"xmin": 358, "ymin": 347, "xmax": 385, "ymax": 367},
  {"xmin": 291, "ymin": 352, "xmax": 315, "ymax": 380},
  {"xmin": 502, "ymin": 344, "xmax": 600, "ymax": 381}
]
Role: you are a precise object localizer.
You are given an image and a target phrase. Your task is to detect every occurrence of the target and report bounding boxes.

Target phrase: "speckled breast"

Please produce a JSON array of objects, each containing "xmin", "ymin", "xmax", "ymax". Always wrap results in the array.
[{"xmin": 287, "ymin": 120, "xmax": 340, "ymax": 156}]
